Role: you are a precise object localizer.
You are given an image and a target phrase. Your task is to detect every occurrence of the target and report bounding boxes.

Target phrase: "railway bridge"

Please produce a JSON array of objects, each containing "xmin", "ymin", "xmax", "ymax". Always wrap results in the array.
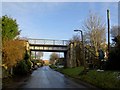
[{"xmin": 28, "ymin": 39, "xmax": 69, "ymax": 66}]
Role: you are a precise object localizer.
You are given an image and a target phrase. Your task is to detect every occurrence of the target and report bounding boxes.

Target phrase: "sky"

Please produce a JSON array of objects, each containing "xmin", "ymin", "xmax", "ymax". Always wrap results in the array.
[{"xmin": 1, "ymin": 1, "xmax": 119, "ymax": 60}]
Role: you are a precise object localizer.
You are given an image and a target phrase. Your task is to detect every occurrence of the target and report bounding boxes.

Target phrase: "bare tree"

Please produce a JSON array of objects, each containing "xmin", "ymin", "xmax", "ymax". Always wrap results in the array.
[
  {"xmin": 83, "ymin": 12, "xmax": 106, "ymax": 55},
  {"xmin": 70, "ymin": 35, "xmax": 80, "ymax": 42},
  {"xmin": 36, "ymin": 52, "xmax": 43, "ymax": 60},
  {"xmin": 49, "ymin": 52, "xmax": 59, "ymax": 65},
  {"xmin": 111, "ymin": 26, "xmax": 120, "ymax": 47},
  {"xmin": 111, "ymin": 26, "xmax": 120, "ymax": 37}
]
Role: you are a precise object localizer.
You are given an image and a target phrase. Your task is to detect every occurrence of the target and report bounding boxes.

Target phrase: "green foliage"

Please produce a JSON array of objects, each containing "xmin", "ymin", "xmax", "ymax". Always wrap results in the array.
[
  {"xmin": 49, "ymin": 65, "xmax": 57, "ymax": 69},
  {"xmin": 2, "ymin": 15, "xmax": 20, "ymax": 40},
  {"xmin": 26, "ymin": 60, "xmax": 32, "ymax": 70},
  {"xmin": 31, "ymin": 59, "xmax": 44, "ymax": 67},
  {"xmin": 57, "ymin": 67, "xmax": 120, "ymax": 89},
  {"xmin": 62, "ymin": 67, "xmax": 84, "ymax": 77},
  {"xmin": 24, "ymin": 51, "xmax": 30, "ymax": 61},
  {"xmin": 80, "ymin": 70, "xmax": 120, "ymax": 89},
  {"xmin": 31, "ymin": 59, "xmax": 40, "ymax": 64},
  {"xmin": 106, "ymin": 36, "xmax": 120, "ymax": 70},
  {"xmin": 57, "ymin": 67, "xmax": 84, "ymax": 77},
  {"xmin": 106, "ymin": 26, "xmax": 120, "ymax": 70},
  {"xmin": 24, "ymin": 52, "xmax": 32, "ymax": 70},
  {"xmin": 13, "ymin": 60, "xmax": 28, "ymax": 75},
  {"xmin": 13, "ymin": 52, "xmax": 32, "ymax": 76}
]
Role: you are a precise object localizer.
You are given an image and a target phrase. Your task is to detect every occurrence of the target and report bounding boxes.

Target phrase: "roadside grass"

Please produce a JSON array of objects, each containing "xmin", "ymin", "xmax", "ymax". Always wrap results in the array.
[
  {"xmin": 57, "ymin": 67, "xmax": 84, "ymax": 78},
  {"xmin": 80, "ymin": 70, "xmax": 120, "ymax": 89},
  {"xmin": 54, "ymin": 66, "xmax": 120, "ymax": 89},
  {"xmin": 49, "ymin": 64, "xmax": 57, "ymax": 69}
]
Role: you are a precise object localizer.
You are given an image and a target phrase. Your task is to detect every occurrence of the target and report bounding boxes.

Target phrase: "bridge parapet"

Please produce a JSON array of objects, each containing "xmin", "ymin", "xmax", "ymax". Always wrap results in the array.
[{"xmin": 28, "ymin": 39, "xmax": 68, "ymax": 46}]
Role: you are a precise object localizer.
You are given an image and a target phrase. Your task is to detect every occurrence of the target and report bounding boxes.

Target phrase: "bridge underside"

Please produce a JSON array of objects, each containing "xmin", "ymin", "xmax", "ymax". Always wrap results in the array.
[
  {"xmin": 28, "ymin": 39, "xmax": 68, "ymax": 67},
  {"xmin": 30, "ymin": 49, "xmax": 67, "ymax": 52},
  {"xmin": 29, "ymin": 44, "xmax": 67, "ymax": 52}
]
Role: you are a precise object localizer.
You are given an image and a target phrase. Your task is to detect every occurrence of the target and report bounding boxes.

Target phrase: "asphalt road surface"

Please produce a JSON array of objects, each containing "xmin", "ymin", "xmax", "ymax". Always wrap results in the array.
[{"xmin": 20, "ymin": 66, "xmax": 92, "ymax": 89}]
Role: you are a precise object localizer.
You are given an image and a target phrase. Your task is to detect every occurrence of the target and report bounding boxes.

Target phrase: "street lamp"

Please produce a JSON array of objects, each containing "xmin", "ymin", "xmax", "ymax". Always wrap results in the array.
[
  {"xmin": 74, "ymin": 29, "xmax": 87, "ymax": 71},
  {"xmin": 74, "ymin": 30, "xmax": 84, "ymax": 46}
]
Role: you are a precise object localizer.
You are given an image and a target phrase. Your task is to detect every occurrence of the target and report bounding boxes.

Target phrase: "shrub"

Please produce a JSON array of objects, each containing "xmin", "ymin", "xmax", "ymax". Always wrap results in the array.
[
  {"xmin": 23, "ymin": 51, "xmax": 33, "ymax": 71},
  {"xmin": 106, "ymin": 36, "xmax": 120, "ymax": 70},
  {"xmin": 26, "ymin": 60, "xmax": 32, "ymax": 70},
  {"xmin": 105, "ymin": 47, "xmax": 120, "ymax": 70},
  {"xmin": 2, "ymin": 40, "xmax": 25, "ymax": 69},
  {"xmin": 24, "ymin": 51, "xmax": 30, "ymax": 61},
  {"xmin": 49, "ymin": 64, "xmax": 57, "ymax": 69},
  {"xmin": 13, "ymin": 60, "xmax": 28, "ymax": 75}
]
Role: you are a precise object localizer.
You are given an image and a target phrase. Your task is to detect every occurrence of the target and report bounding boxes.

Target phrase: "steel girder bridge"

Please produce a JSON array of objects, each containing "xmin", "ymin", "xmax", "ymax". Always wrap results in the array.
[
  {"xmin": 28, "ymin": 39, "xmax": 68, "ymax": 52},
  {"xmin": 28, "ymin": 39, "xmax": 69, "ymax": 66}
]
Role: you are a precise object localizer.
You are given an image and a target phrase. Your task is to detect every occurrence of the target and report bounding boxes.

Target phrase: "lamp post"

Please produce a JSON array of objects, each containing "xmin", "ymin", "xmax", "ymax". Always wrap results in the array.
[
  {"xmin": 74, "ymin": 29, "xmax": 86, "ymax": 71},
  {"xmin": 74, "ymin": 30, "xmax": 84, "ymax": 47}
]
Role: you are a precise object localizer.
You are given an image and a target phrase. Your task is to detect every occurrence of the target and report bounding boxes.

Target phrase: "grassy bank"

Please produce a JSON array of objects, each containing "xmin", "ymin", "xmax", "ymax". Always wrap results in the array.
[
  {"xmin": 50, "ymin": 65, "xmax": 120, "ymax": 89},
  {"xmin": 49, "ymin": 64, "xmax": 57, "ymax": 69}
]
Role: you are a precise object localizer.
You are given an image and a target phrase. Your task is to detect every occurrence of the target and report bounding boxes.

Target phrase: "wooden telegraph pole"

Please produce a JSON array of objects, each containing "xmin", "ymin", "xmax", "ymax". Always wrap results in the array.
[{"xmin": 107, "ymin": 9, "xmax": 110, "ymax": 60}]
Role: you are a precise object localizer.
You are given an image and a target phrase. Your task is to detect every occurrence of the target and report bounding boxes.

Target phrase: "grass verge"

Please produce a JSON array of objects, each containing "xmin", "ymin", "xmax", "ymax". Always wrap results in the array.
[{"xmin": 50, "ymin": 65, "xmax": 120, "ymax": 90}]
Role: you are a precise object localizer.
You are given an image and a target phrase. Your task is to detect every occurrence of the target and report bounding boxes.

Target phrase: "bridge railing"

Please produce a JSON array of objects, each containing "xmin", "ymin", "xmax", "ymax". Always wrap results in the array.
[{"xmin": 28, "ymin": 39, "xmax": 68, "ymax": 46}]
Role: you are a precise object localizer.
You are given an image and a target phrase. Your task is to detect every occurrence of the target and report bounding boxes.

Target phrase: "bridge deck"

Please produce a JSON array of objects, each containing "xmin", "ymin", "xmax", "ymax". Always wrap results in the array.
[
  {"xmin": 29, "ymin": 44, "xmax": 67, "ymax": 47},
  {"xmin": 28, "ymin": 39, "xmax": 68, "ymax": 46},
  {"xmin": 28, "ymin": 39, "xmax": 68, "ymax": 52}
]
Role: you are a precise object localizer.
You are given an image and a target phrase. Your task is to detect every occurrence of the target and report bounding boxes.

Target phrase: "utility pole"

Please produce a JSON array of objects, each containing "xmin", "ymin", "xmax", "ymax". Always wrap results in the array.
[{"xmin": 107, "ymin": 9, "xmax": 110, "ymax": 60}]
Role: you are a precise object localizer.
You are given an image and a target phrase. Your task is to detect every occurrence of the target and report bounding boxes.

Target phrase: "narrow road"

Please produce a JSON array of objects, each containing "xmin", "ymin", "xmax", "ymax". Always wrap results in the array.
[{"xmin": 20, "ymin": 66, "xmax": 90, "ymax": 88}]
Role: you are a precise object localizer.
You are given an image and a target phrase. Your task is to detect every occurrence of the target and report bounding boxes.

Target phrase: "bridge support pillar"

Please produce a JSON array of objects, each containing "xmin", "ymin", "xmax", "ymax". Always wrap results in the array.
[
  {"xmin": 35, "ymin": 51, "xmax": 37, "ymax": 60},
  {"xmin": 30, "ymin": 51, "xmax": 32, "ymax": 60},
  {"xmin": 64, "ymin": 51, "xmax": 67, "ymax": 68},
  {"xmin": 66, "ymin": 42, "xmax": 75, "ymax": 68}
]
